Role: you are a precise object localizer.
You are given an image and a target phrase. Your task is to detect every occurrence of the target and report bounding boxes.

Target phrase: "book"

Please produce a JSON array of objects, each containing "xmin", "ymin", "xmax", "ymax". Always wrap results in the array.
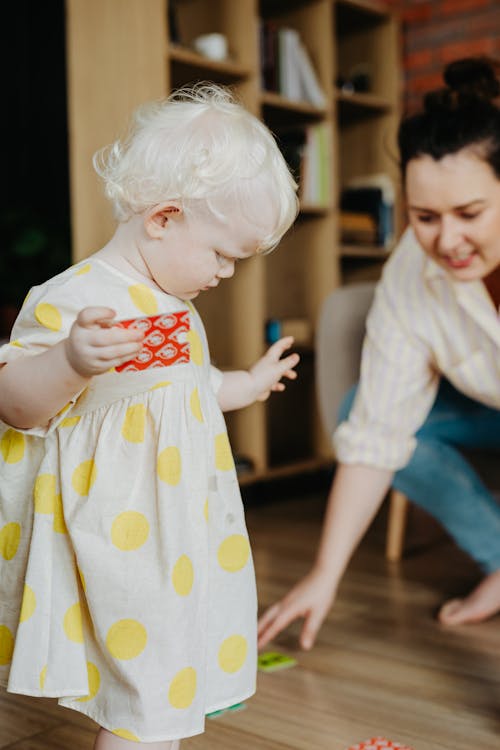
[
  {"xmin": 295, "ymin": 39, "xmax": 326, "ymax": 108},
  {"xmin": 301, "ymin": 123, "xmax": 332, "ymax": 207},
  {"xmin": 278, "ymin": 27, "xmax": 302, "ymax": 101},
  {"xmin": 259, "ymin": 21, "xmax": 326, "ymax": 108},
  {"xmin": 345, "ymin": 173, "xmax": 395, "ymax": 248}
]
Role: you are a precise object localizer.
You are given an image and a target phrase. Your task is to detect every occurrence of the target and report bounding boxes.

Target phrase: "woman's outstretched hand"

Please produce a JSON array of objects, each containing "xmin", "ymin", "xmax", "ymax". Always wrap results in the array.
[{"xmin": 257, "ymin": 568, "xmax": 336, "ymax": 651}]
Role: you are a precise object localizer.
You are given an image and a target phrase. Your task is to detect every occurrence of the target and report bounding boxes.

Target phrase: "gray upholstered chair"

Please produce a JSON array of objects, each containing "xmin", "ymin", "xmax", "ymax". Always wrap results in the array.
[{"xmin": 315, "ymin": 281, "xmax": 500, "ymax": 561}]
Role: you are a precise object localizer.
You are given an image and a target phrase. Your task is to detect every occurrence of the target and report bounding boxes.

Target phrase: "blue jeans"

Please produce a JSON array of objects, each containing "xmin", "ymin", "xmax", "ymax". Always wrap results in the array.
[{"xmin": 339, "ymin": 380, "xmax": 500, "ymax": 573}]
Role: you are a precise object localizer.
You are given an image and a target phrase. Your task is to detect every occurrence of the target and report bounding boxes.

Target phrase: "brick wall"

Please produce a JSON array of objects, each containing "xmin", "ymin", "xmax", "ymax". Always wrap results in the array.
[{"xmin": 384, "ymin": 0, "xmax": 500, "ymax": 113}]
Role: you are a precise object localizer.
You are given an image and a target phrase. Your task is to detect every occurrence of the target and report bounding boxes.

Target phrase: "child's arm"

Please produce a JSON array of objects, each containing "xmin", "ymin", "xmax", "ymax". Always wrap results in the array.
[
  {"xmin": 0, "ymin": 307, "xmax": 144, "ymax": 430},
  {"xmin": 216, "ymin": 337, "xmax": 299, "ymax": 412}
]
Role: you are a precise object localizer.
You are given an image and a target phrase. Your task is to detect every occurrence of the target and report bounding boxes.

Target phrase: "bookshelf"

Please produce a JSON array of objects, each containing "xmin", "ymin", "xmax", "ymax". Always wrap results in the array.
[{"xmin": 66, "ymin": 0, "xmax": 400, "ymax": 482}]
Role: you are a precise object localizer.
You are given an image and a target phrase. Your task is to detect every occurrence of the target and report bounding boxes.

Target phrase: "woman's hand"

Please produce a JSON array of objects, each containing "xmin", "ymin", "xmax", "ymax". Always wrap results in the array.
[
  {"xmin": 64, "ymin": 307, "xmax": 145, "ymax": 377},
  {"xmin": 249, "ymin": 336, "xmax": 300, "ymax": 402},
  {"xmin": 257, "ymin": 568, "xmax": 336, "ymax": 651}
]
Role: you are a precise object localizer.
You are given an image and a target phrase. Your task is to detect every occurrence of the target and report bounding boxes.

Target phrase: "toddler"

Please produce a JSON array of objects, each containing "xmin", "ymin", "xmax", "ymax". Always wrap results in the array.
[{"xmin": 0, "ymin": 84, "xmax": 299, "ymax": 749}]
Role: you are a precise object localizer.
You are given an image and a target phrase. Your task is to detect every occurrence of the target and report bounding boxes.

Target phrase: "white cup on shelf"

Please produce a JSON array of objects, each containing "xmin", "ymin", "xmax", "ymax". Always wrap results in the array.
[{"xmin": 193, "ymin": 33, "xmax": 228, "ymax": 61}]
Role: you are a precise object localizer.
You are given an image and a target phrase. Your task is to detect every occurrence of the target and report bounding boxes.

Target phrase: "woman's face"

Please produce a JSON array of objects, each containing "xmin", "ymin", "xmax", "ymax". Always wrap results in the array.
[{"xmin": 406, "ymin": 148, "xmax": 500, "ymax": 281}]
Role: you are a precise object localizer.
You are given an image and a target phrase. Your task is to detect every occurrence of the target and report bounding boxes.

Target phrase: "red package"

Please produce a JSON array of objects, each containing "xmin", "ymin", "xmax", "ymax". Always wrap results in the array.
[
  {"xmin": 346, "ymin": 740, "xmax": 414, "ymax": 750},
  {"xmin": 114, "ymin": 311, "xmax": 190, "ymax": 372}
]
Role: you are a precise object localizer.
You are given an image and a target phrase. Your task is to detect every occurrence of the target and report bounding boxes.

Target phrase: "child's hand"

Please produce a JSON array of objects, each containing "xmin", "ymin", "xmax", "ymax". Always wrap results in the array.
[
  {"xmin": 64, "ymin": 307, "xmax": 145, "ymax": 377},
  {"xmin": 249, "ymin": 337, "xmax": 299, "ymax": 402}
]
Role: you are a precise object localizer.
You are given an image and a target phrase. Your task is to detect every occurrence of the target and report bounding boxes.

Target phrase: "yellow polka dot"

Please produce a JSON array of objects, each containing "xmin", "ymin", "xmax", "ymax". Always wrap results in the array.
[
  {"xmin": 77, "ymin": 662, "xmax": 101, "ymax": 702},
  {"xmin": 10, "ymin": 340, "xmax": 23, "ymax": 348},
  {"xmin": 190, "ymin": 388, "xmax": 203, "ymax": 422},
  {"xmin": 64, "ymin": 602, "xmax": 84, "ymax": 643},
  {"xmin": 111, "ymin": 512, "xmax": 149, "ymax": 551},
  {"xmin": 150, "ymin": 381, "xmax": 171, "ymax": 391},
  {"xmin": 60, "ymin": 416, "xmax": 81, "ymax": 428},
  {"xmin": 72, "ymin": 460, "xmax": 97, "ymax": 496},
  {"xmin": 121, "ymin": 404, "xmax": 147, "ymax": 443},
  {"xmin": 157, "ymin": 447, "xmax": 181, "ymax": 486},
  {"xmin": 19, "ymin": 584, "xmax": 36, "ymax": 623},
  {"xmin": 34, "ymin": 474, "xmax": 57, "ymax": 514},
  {"xmin": 168, "ymin": 667, "xmax": 197, "ymax": 709},
  {"xmin": 186, "ymin": 329, "xmax": 203, "ymax": 365},
  {"xmin": 128, "ymin": 284, "xmax": 158, "ymax": 315},
  {"xmin": 215, "ymin": 433, "xmax": 234, "ymax": 472},
  {"xmin": 40, "ymin": 665, "xmax": 47, "ymax": 690},
  {"xmin": 0, "ymin": 522, "xmax": 21, "ymax": 560},
  {"xmin": 112, "ymin": 729, "xmax": 140, "ymax": 742},
  {"xmin": 0, "ymin": 430, "xmax": 25, "ymax": 464},
  {"xmin": 53, "ymin": 494, "xmax": 67, "ymax": 534},
  {"xmin": 172, "ymin": 555, "xmax": 194, "ymax": 596},
  {"xmin": 106, "ymin": 619, "xmax": 147, "ymax": 660},
  {"xmin": 218, "ymin": 635, "xmax": 247, "ymax": 673},
  {"xmin": 217, "ymin": 535, "xmax": 250, "ymax": 572},
  {"xmin": 0, "ymin": 625, "xmax": 14, "ymax": 665},
  {"xmin": 203, "ymin": 498, "xmax": 209, "ymax": 522},
  {"xmin": 35, "ymin": 302, "xmax": 62, "ymax": 331},
  {"xmin": 75, "ymin": 263, "xmax": 91, "ymax": 276}
]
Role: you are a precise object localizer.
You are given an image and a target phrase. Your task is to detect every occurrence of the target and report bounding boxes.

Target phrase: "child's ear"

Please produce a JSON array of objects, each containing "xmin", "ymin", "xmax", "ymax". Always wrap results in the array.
[{"xmin": 144, "ymin": 202, "xmax": 183, "ymax": 238}]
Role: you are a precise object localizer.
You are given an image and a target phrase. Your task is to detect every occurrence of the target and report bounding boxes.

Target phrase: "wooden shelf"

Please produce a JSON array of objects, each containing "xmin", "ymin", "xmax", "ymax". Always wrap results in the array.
[
  {"xmin": 260, "ymin": 90, "xmax": 328, "ymax": 118},
  {"xmin": 341, "ymin": 243, "xmax": 391, "ymax": 259},
  {"xmin": 169, "ymin": 44, "xmax": 252, "ymax": 81},
  {"xmin": 299, "ymin": 203, "xmax": 330, "ymax": 217},
  {"xmin": 336, "ymin": 89, "xmax": 392, "ymax": 113}
]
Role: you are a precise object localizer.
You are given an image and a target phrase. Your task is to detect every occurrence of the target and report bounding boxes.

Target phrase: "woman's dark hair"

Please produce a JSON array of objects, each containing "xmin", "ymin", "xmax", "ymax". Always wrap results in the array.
[{"xmin": 398, "ymin": 57, "xmax": 500, "ymax": 179}]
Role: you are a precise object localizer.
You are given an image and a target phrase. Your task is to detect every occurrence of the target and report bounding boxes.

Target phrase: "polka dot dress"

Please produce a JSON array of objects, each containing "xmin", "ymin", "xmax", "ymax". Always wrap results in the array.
[{"xmin": 0, "ymin": 259, "xmax": 257, "ymax": 742}]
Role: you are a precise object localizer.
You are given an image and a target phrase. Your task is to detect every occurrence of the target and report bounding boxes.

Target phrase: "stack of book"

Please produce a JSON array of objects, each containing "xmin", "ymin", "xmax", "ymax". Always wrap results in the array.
[
  {"xmin": 340, "ymin": 174, "xmax": 395, "ymax": 248},
  {"xmin": 260, "ymin": 21, "xmax": 326, "ymax": 107}
]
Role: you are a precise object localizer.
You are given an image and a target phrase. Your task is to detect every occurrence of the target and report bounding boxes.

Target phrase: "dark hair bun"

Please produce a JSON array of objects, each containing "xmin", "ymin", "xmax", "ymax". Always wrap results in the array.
[{"xmin": 443, "ymin": 57, "xmax": 500, "ymax": 100}]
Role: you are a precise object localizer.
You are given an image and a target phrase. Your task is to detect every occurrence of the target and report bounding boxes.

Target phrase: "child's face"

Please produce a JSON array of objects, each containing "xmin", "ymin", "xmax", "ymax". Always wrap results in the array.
[{"xmin": 142, "ymin": 208, "xmax": 265, "ymax": 299}]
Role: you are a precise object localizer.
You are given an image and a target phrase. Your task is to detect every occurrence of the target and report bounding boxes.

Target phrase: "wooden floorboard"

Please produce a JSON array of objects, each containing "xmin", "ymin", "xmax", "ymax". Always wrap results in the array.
[{"xmin": 2, "ymin": 485, "xmax": 500, "ymax": 749}]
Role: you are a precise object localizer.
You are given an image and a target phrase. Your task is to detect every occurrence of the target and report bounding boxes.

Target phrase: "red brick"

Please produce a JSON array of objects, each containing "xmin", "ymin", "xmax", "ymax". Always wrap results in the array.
[
  {"xmin": 439, "ymin": 0, "xmax": 489, "ymax": 15},
  {"xmin": 401, "ymin": 3, "xmax": 433, "ymax": 24},
  {"xmin": 405, "ymin": 49, "xmax": 434, "ymax": 71},
  {"xmin": 406, "ymin": 71, "xmax": 444, "ymax": 93},
  {"xmin": 439, "ymin": 37, "xmax": 496, "ymax": 63}
]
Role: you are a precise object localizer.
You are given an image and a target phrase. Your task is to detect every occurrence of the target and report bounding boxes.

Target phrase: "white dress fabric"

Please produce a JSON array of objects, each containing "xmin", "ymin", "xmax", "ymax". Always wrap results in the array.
[{"xmin": 0, "ymin": 259, "xmax": 257, "ymax": 742}]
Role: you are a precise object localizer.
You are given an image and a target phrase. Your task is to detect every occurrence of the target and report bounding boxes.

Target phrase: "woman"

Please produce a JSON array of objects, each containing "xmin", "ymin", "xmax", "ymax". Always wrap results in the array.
[{"xmin": 258, "ymin": 57, "xmax": 500, "ymax": 651}]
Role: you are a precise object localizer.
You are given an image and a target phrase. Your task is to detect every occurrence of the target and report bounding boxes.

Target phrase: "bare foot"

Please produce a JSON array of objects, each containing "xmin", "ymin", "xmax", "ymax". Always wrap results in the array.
[{"xmin": 438, "ymin": 570, "xmax": 500, "ymax": 625}]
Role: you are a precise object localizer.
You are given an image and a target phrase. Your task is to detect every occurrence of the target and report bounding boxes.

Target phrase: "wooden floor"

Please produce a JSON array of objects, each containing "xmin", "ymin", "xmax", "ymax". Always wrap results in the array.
[{"xmin": 2, "ymin": 477, "xmax": 500, "ymax": 749}]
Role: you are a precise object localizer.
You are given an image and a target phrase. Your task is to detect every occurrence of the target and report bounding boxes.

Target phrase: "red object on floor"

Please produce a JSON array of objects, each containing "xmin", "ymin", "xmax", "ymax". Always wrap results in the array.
[
  {"xmin": 346, "ymin": 739, "xmax": 414, "ymax": 750},
  {"xmin": 115, "ymin": 311, "xmax": 190, "ymax": 372}
]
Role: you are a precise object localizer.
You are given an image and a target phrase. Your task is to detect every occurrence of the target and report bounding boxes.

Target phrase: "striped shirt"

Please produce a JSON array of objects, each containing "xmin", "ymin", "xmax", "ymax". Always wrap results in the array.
[{"xmin": 333, "ymin": 228, "xmax": 500, "ymax": 470}]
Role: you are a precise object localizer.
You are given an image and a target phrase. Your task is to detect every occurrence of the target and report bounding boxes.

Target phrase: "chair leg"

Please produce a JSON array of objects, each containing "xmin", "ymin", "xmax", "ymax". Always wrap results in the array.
[{"xmin": 385, "ymin": 489, "xmax": 410, "ymax": 562}]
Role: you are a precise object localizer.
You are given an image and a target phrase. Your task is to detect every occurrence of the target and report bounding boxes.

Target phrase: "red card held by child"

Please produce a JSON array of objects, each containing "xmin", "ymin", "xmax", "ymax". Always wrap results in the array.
[
  {"xmin": 114, "ymin": 311, "xmax": 190, "ymax": 372},
  {"xmin": 345, "ymin": 739, "xmax": 414, "ymax": 750}
]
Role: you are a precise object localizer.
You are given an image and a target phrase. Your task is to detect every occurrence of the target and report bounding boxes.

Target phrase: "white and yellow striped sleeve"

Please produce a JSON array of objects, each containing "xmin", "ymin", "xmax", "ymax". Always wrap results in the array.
[{"xmin": 333, "ymin": 247, "xmax": 440, "ymax": 471}]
